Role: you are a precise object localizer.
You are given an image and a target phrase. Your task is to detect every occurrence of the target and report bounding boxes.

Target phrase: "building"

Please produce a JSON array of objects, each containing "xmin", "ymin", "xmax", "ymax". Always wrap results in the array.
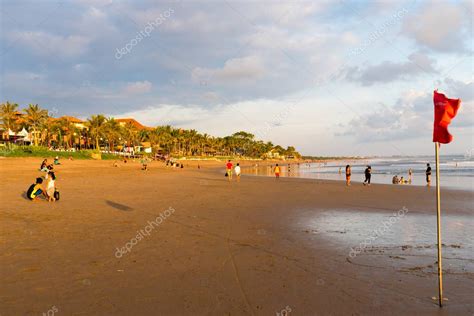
[{"xmin": 116, "ymin": 118, "xmax": 153, "ymax": 131}]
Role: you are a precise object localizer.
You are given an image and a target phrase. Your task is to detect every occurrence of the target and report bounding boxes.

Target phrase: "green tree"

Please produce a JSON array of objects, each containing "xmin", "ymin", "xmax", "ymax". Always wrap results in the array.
[
  {"xmin": 87, "ymin": 114, "xmax": 106, "ymax": 149},
  {"xmin": 24, "ymin": 104, "xmax": 48, "ymax": 146},
  {"xmin": 0, "ymin": 102, "xmax": 20, "ymax": 147}
]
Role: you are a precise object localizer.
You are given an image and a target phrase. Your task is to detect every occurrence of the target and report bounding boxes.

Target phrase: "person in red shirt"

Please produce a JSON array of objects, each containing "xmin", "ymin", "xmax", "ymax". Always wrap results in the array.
[
  {"xmin": 274, "ymin": 164, "xmax": 281, "ymax": 179},
  {"xmin": 226, "ymin": 160, "xmax": 233, "ymax": 181}
]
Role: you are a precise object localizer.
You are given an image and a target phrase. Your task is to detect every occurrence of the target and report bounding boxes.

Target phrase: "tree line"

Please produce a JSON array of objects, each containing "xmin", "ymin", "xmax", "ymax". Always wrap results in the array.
[{"xmin": 0, "ymin": 102, "xmax": 301, "ymax": 158}]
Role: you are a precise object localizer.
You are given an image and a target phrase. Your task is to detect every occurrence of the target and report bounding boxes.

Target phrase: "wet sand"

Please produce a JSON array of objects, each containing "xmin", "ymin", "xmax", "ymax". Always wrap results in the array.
[{"xmin": 0, "ymin": 158, "xmax": 473, "ymax": 315}]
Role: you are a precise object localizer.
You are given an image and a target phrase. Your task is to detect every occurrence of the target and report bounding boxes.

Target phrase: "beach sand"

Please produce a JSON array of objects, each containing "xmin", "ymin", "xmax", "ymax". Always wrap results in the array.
[{"xmin": 0, "ymin": 158, "xmax": 473, "ymax": 315}]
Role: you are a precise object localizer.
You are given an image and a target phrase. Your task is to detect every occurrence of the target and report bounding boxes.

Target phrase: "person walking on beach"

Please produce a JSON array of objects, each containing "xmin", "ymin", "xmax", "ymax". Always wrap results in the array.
[
  {"xmin": 426, "ymin": 163, "xmax": 432, "ymax": 186},
  {"xmin": 408, "ymin": 168, "xmax": 413, "ymax": 183},
  {"xmin": 363, "ymin": 166, "xmax": 371, "ymax": 186},
  {"xmin": 345, "ymin": 165, "xmax": 351, "ymax": 186},
  {"xmin": 274, "ymin": 164, "xmax": 281, "ymax": 179},
  {"xmin": 234, "ymin": 163, "xmax": 241, "ymax": 182},
  {"xmin": 226, "ymin": 160, "xmax": 233, "ymax": 181}
]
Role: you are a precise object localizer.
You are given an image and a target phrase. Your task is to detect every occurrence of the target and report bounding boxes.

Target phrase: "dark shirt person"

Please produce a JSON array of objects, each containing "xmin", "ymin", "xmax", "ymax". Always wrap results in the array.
[
  {"xmin": 363, "ymin": 166, "xmax": 371, "ymax": 186},
  {"xmin": 426, "ymin": 163, "xmax": 432, "ymax": 186}
]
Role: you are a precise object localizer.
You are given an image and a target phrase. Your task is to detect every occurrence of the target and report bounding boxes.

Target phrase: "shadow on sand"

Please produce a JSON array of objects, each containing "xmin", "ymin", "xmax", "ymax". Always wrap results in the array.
[
  {"xmin": 105, "ymin": 200, "xmax": 134, "ymax": 212},
  {"xmin": 21, "ymin": 191, "xmax": 30, "ymax": 201}
]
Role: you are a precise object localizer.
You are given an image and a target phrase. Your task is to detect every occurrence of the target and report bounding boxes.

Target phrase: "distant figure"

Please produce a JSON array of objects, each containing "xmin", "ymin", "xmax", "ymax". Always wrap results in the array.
[
  {"xmin": 141, "ymin": 157, "xmax": 148, "ymax": 171},
  {"xmin": 392, "ymin": 175, "xmax": 399, "ymax": 184},
  {"xmin": 345, "ymin": 165, "xmax": 351, "ymax": 186},
  {"xmin": 426, "ymin": 163, "xmax": 432, "ymax": 186},
  {"xmin": 274, "ymin": 164, "xmax": 281, "ymax": 179},
  {"xmin": 288, "ymin": 164, "xmax": 291, "ymax": 173},
  {"xmin": 338, "ymin": 167, "xmax": 342, "ymax": 174},
  {"xmin": 198, "ymin": 164, "xmax": 201, "ymax": 169},
  {"xmin": 363, "ymin": 166, "xmax": 372, "ymax": 186},
  {"xmin": 54, "ymin": 156, "xmax": 61, "ymax": 165},
  {"xmin": 27, "ymin": 177, "xmax": 46, "ymax": 201},
  {"xmin": 180, "ymin": 163, "xmax": 184, "ymax": 169},
  {"xmin": 400, "ymin": 176, "xmax": 405, "ymax": 184},
  {"xmin": 235, "ymin": 163, "xmax": 241, "ymax": 182},
  {"xmin": 226, "ymin": 160, "xmax": 233, "ymax": 181},
  {"xmin": 408, "ymin": 168, "xmax": 413, "ymax": 183}
]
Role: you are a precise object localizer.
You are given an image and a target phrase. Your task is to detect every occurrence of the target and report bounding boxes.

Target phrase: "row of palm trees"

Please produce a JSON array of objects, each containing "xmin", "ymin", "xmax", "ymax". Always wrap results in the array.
[{"xmin": 0, "ymin": 102, "xmax": 301, "ymax": 158}]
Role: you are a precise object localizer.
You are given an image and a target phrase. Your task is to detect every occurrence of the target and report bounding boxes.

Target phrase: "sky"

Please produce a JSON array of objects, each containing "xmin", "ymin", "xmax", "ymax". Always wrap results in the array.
[{"xmin": 0, "ymin": 0, "xmax": 472, "ymax": 156}]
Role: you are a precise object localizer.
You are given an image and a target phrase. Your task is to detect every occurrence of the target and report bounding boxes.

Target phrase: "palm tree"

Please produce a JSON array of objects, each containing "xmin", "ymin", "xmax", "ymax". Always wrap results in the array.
[
  {"xmin": 24, "ymin": 104, "xmax": 48, "ymax": 146},
  {"xmin": 57, "ymin": 117, "xmax": 78, "ymax": 149},
  {"xmin": 87, "ymin": 114, "xmax": 106, "ymax": 149},
  {"xmin": 122, "ymin": 122, "xmax": 139, "ymax": 149},
  {"xmin": 0, "ymin": 102, "xmax": 20, "ymax": 146},
  {"xmin": 104, "ymin": 118, "xmax": 122, "ymax": 151}
]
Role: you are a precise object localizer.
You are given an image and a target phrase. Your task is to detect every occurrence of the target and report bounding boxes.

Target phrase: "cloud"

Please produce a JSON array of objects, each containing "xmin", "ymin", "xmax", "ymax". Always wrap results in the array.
[
  {"xmin": 443, "ymin": 78, "xmax": 474, "ymax": 102},
  {"xmin": 192, "ymin": 56, "xmax": 265, "ymax": 84},
  {"xmin": 401, "ymin": 1, "xmax": 469, "ymax": 53},
  {"xmin": 122, "ymin": 81, "xmax": 153, "ymax": 94},
  {"xmin": 338, "ymin": 80, "xmax": 473, "ymax": 143},
  {"xmin": 9, "ymin": 31, "xmax": 91, "ymax": 57},
  {"xmin": 345, "ymin": 52, "xmax": 437, "ymax": 86}
]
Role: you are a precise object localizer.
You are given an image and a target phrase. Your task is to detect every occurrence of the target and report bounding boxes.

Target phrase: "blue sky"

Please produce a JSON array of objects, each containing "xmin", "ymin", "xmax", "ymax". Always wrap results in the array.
[{"xmin": 0, "ymin": 0, "xmax": 472, "ymax": 156}]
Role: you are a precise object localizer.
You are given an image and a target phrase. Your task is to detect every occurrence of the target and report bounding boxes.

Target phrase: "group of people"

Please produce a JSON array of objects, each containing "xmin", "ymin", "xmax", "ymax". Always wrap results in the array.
[
  {"xmin": 225, "ymin": 161, "xmax": 284, "ymax": 181},
  {"xmin": 392, "ymin": 169, "xmax": 412, "ymax": 185},
  {"xmin": 225, "ymin": 160, "xmax": 241, "ymax": 181},
  {"xmin": 166, "ymin": 159, "xmax": 184, "ymax": 169},
  {"xmin": 28, "ymin": 158, "xmax": 59, "ymax": 202},
  {"xmin": 344, "ymin": 163, "xmax": 433, "ymax": 187}
]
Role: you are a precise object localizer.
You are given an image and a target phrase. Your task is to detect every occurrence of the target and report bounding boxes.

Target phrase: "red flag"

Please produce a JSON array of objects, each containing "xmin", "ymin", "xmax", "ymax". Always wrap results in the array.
[{"xmin": 433, "ymin": 90, "xmax": 461, "ymax": 144}]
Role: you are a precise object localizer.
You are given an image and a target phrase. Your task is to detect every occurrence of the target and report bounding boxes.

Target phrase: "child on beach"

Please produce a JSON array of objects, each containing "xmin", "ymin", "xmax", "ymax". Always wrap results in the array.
[
  {"xmin": 235, "ymin": 163, "xmax": 241, "ymax": 182},
  {"xmin": 27, "ymin": 177, "xmax": 46, "ymax": 201},
  {"xmin": 45, "ymin": 172, "xmax": 57, "ymax": 202},
  {"xmin": 226, "ymin": 160, "xmax": 233, "ymax": 181},
  {"xmin": 274, "ymin": 164, "xmax": 281, "ymax": 179},
  {"xmin": 345, "ymin": 165, "xmax": 351, "ymax": 186},
  {"xmin": 426, "ymin": 163, "xmax": 432, "ymax": 186},
  {"xmin": 40, "ymin": 159, "xmax": 48, "ymax": 172},
  {"xmin": 392, "ymin": 175, "xmax": 399, "ymax": 184},
  {"xmin": 54, "ymin": 156, "xmax": 61, "ymax": 165}
]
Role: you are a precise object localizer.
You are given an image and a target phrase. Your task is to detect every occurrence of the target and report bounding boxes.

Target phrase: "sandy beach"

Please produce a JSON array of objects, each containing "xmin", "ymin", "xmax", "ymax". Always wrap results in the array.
[{"xmin": 0, "ymin": 157, "xmax": 473, "ymax": 315}]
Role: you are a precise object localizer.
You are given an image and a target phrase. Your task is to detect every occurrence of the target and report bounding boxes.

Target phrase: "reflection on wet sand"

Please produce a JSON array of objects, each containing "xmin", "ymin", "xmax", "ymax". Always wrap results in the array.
[{"xmin": 302, "ymin": 210, "xmax": 474, "ymax": 275}]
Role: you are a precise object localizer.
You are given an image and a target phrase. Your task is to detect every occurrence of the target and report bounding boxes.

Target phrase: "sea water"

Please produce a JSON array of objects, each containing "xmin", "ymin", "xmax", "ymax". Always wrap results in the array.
[{"xmin": 248, "ymin": 155, "xmax": 474, "ymax": 191}]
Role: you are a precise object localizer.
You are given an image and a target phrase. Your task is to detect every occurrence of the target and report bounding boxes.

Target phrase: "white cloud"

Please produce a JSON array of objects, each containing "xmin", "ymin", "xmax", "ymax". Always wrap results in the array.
[
  {"xmin": 345, "ymin": 52, "xmax": 437, "ymax": 85},
  {"xmin": 192, "ymin": 56, "xmax": 265, "ymax": 84},
  {"xmin": 402, "ymin": 1, "xmax": 469, "ymax": 53},
  {"xmin": 9, "ymin": 31, "xmax": 91, "ymax": 57},
  {"xmin": 122, "ymin": 81, "xmax": 153, "ymax": 94}
]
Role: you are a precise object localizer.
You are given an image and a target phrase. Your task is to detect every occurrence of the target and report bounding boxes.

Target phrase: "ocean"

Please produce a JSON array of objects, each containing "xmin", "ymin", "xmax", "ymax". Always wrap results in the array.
[{"xmin": 247, "ymin": 155, "xmax": 474, "ymax": 191}]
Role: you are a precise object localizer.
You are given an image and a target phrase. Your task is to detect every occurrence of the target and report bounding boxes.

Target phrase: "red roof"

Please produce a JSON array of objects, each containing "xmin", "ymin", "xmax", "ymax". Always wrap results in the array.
[
  {"xmin": 59, "ymin": 116, "xmax": 84, "ymax": 123},
  {"xmin": 116, "ymin": 118, "xmax": 153, "ymax": 130}
]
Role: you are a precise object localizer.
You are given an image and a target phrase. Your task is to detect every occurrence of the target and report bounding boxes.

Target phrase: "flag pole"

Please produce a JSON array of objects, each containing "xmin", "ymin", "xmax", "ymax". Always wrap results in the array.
[{"xmin": 435, "ymin": 141, "xmax": 443, "ymax": 307}]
